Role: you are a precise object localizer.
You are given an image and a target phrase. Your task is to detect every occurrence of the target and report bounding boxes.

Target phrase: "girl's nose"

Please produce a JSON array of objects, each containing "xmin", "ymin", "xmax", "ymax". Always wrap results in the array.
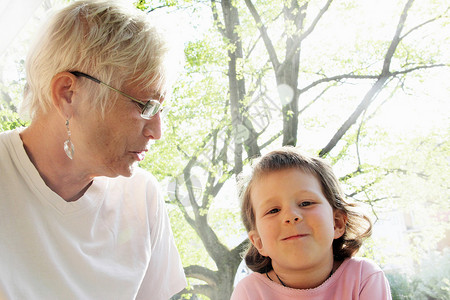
[
  {"xmin": 285, "ymin": 208, "xmax": 302, "ymax": 224},
  {"xmin": 285, "ymin": 216, "xmax": 300, "ymax": 224}
]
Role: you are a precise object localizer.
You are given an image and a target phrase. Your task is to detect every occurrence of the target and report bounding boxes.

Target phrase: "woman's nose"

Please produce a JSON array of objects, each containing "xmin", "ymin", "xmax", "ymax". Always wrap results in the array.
[{"xmin": 143, "ymin": 114, "xmax": 162, "ymax": 140}]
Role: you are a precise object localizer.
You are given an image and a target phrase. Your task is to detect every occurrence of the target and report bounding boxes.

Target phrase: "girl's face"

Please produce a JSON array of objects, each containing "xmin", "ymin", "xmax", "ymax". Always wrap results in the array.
[{"xmin": 248, "ymin": 168, "xmax": 346, "ymax": 275}]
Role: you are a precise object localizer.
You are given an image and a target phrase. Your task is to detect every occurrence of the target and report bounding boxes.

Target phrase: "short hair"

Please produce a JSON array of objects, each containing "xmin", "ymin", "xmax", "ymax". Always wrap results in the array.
[
  {"xmin": 21, "ymin": 0, "xmax": 171, "ymax": 119},
  {"xmin": 239, "ymin": 147, "xmax": 372, "ymax": 273}
]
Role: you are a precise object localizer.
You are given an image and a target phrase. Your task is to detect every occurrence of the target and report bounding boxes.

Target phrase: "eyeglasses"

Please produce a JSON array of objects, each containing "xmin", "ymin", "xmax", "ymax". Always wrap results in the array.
[{"xmin": 70, "ymin": 71, "xmax": 165, "ymax": 120}]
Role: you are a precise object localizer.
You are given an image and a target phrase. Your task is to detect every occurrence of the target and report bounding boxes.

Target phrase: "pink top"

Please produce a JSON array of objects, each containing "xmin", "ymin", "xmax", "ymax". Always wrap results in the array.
[{"xmin": 231, "ymin": 257, "xmax": 391, "ymax": 300}]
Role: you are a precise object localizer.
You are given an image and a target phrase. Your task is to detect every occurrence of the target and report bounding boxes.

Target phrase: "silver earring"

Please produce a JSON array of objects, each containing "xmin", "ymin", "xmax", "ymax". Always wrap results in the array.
[{"xmin": 64, "ymin": 119, "xmax": 75, "ymax": 160}]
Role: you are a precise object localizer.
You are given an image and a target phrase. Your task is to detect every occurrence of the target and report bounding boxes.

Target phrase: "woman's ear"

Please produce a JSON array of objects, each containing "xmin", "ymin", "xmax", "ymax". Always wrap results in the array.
[
  {"xmin": 333, "ymin": 210, "xmax": 347, "ymax": 239},
  {"xmin": 50, "ymin": 72, "xmax": 77, "ymax": 119},
  {"xmin": 248, "ymin": 230, "xmax": 267, "ymax": 257}
]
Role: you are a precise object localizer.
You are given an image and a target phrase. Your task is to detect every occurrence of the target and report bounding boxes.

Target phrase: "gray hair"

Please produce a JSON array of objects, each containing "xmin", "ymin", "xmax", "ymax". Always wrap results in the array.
[{"xmin": 22, "ymin": 0, "xmax": 171, "ymax": 119}]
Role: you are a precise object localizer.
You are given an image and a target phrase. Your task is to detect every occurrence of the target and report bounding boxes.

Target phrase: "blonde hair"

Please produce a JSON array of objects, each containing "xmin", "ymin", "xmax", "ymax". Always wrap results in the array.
[
  {"xmin": 239, "ymin": 147, "xmax": 372, "ymax": 273},
  {"xmin": 22, "ymin": 0, "xmax": 171, "ymax": 119}
]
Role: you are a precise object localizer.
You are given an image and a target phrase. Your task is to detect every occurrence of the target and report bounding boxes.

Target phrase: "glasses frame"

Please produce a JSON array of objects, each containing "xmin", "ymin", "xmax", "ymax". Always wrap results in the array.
[{"xmin": 70, "ymin": 71, "xmax": 163, "ymax": 120}]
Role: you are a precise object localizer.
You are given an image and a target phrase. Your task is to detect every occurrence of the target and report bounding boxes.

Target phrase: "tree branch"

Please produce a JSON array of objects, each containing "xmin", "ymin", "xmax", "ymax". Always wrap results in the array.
[
  {"xmin": 319, "ymin": 76, "xmax": 388, "ymax": 157},
  {"xmin": 184, "ymin": 265, "xmax": 219, "ymax": 286},
  {"xmin": 174, "ymin": 132, "xmax": 233, "ymax": 268},
  {"xmin": 319, "ymin": 0, "xmax": 417, "ymax": 157},
  {"xmin": 231, "ymin": 238, "xmax": 249, "ymax": 258},
  {"xmin": 211, "ymin": 0, "xmax": 226, "ymax": 37},
  {"xmin": 278, "ymin": 0, "xmax": 333, "ymax": 76},
  {"xmin": 244, "ymin": 0, "xmax": 280, "ymax": 70},
  {"xmin": 174, "ymin": 284, "xmax": 215, "ymax": 300},
  {"xmin": 391, "ymin": 63, "xmax": 446, "ymax": 76},
  {"xmin": 184, "ymin": 158, "xmax": 201, "ymax": 210},
  {"xmin": 298, "ymin": 73, "xmax": 378, "ymax": 94},
  {"xmin": 400, "ymin": 7, "xmax": 449, "ymax": 41},
  {"xmin": 382, "ymin": 0, "xmax": 414, "ymax": 75},
  {"xmin": 299, "ymin": 0, "xmax": 333, "ymax": 41},
  {"xmin": 298, "ymin": 83, "xmax": 335, "ymax": 115}
]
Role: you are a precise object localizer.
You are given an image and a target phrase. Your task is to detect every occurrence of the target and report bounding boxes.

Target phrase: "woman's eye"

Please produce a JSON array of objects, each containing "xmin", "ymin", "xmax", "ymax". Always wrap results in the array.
[{"xmin": 134, "ymin": 101, "xmax": 145, "ymax": 110}]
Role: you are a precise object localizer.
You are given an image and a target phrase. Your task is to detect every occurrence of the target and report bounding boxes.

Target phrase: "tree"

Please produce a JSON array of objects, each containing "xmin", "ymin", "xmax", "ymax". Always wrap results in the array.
[
  {"xmin": 138, "ymin": 0, "xmax": 450, "ymax": 299},
  {"xmin": 1, "ymin": 0, "xmax": 448, "ymax": 299}
]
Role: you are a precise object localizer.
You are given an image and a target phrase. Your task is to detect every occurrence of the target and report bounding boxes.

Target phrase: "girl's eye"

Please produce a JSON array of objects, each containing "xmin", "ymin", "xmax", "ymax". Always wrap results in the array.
[
  {"xmin": 299, "ymin": 201, "xmax": 313, "ymax": 207},
  {"xmin": 267, "ymin": 208, "xmax": 280, "ymax": 214}
]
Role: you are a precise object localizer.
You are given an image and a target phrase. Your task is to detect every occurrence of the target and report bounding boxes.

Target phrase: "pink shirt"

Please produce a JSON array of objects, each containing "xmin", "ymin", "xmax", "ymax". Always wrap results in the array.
[{"xmin": 231, "ymin": 257, "xmax": 391, "ymax": 300}]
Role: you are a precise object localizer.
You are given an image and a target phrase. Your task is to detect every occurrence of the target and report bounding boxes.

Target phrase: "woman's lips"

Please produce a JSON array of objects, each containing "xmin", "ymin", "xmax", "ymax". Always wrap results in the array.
[
  {"xmin": 137, "ymin": 152, "xmax": 146, "ymax": 161},
  {"xmin": 132, "ymin": 150, "xmax": 148, "ymax": 161}
]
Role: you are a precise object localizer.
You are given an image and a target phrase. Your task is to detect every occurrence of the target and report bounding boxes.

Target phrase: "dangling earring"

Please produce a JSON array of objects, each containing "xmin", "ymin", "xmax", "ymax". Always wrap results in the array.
[{"xmin": 64, "ymin": 119, "xmax": 75, "ymax": 160}]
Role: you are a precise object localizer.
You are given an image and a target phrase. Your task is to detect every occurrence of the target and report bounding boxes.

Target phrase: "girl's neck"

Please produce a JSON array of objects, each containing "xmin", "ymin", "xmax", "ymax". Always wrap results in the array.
[{"xmin": 268, "ymin": 259, "xmax": 343, "ymax": 289}]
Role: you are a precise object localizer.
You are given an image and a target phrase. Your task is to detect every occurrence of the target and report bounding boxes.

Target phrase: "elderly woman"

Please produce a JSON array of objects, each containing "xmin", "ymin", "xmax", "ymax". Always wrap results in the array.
[{"xmin": 0, "ymin": 0, "xmax": 186, "ymax": 299}]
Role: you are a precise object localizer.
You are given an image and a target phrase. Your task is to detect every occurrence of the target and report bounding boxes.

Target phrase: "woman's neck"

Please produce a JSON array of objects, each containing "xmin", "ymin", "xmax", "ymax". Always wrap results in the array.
[{"xmin": 20, "ymin": 119, "xmax": 94, "ymax": 202}]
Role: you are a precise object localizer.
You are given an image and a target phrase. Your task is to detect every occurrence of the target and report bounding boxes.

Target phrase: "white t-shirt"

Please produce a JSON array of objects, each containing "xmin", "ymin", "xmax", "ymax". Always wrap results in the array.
[{"xmin": 0, "ymin": 129, "xmax": 186, "ymax": 300}]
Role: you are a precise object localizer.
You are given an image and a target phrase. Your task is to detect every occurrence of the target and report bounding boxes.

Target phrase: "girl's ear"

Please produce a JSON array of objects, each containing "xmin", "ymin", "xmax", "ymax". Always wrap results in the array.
[
  {"xmin": 333, "ymin": 210, "xmax": 347, "ymax": 239},
  {"xmin": 50, "ymin": 72, "xmax": 77, "ymax": 119},
  {"xmin": 248, "ymin": 230, "xmax": 268, "ymax": 257}
]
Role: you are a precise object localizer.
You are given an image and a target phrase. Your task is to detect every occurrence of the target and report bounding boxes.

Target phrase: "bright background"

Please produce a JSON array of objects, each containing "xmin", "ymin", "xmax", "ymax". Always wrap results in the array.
[{"xmin": 1, "ymin": 0, "xmax": 449, "ymax": 299}]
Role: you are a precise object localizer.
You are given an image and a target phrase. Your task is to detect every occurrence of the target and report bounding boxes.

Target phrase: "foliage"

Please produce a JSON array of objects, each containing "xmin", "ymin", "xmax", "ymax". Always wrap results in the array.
[
  {"xmin": 0, "ymin": 109, "xmax": 28, "ymax": 131},
  {"xmin": 150, "ymin": 0, "xmax": 450, "ymax": 298},
  {"xmin": 134, "ymin": 0, "xmax": 180, "ymax": 12},
  {"xmin": 0, "ymin": 0, "xmax": 449, "ymax": 299},
  {"xmin": 387, "ymin": 249, "xmax": 450, "ymax": 300},
  {"xmin": 156, "ymin": 0, "xmax": 449, "ymax": 298}
]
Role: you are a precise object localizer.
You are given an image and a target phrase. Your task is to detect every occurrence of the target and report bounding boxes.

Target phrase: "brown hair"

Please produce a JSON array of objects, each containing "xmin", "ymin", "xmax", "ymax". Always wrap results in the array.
[{"xmin": 239, "ymin": 147, "xmax": 372, "ymax": 273}]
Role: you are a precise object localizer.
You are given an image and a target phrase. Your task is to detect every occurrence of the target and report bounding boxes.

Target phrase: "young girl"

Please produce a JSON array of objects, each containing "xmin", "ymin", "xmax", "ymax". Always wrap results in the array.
[{"xmin": 231, "ymin": 147, "xmax": 391, "ymax": 299}]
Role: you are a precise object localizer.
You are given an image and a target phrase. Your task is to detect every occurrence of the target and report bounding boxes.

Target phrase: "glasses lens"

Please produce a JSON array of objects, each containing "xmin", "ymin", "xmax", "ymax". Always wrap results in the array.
[{"xmin": 141, "ymin": 100, "xmax": 161, "ymax": 119}]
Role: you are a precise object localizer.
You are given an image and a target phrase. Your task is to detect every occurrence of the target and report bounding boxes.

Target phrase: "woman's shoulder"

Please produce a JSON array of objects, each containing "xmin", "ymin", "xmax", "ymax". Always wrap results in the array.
[
  {"xmin": 131, "ymin": 167, "xmax": 158, "ymax": 183},
  {"xmin": 0, "ymin": 128, "xmax": 22, "ymax": 150},
  {"xmin": 102, "ymin": 167, "xmax": 161, "ymax": 208}
]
